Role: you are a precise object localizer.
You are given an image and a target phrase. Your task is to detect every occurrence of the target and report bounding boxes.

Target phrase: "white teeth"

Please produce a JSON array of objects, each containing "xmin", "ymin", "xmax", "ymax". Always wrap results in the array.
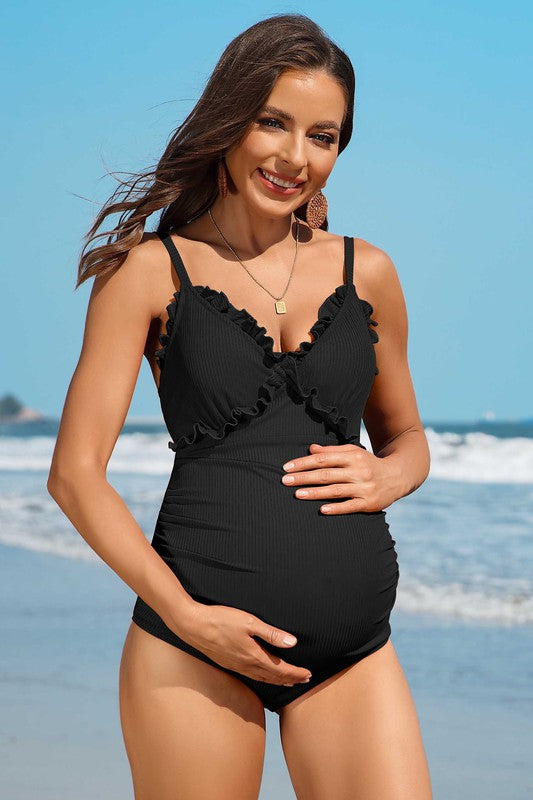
[{"xmin": 260, "ymin": 169, "xmax": 300, "ymax": 189}]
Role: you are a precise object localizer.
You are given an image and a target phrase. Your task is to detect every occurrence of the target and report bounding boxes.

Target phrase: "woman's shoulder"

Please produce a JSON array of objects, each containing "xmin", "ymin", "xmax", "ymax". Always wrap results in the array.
[
  {"xmin": 126, "ymin": 230, "xmax": 178, "ymax": 283},
  {"xmin": 315, "ymin": 229, "xmax": 398, "ymax": 286},
  {"xmin": 316, "ymin": 230, "xmax": 404, "ymax": 326},
  {"xmin": 314, "ymin": 231, "xmax": 396, "ymax": 299},
  {"xmin": 101, "ymin": 231, "xmax": 183, "ymax": 319},
  {"xmin": 349, "ymin": 236, "xmax": 405, "ymax": 323},
  {"xmin": 352, "ymin": 236, "xmax": 398, "ymax": 286}
]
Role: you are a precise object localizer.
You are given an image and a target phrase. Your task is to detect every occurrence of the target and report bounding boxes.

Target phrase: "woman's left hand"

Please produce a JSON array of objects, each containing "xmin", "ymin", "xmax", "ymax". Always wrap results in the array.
[{"xmin": 281, "ymin": 443, "xmax": 402, "ymax": 515}]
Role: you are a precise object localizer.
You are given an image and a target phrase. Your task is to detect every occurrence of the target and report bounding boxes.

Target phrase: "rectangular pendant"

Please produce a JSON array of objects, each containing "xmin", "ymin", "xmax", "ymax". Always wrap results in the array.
[{"xmin": 275, "ymin": 300, "xmax": 287, "ymax": 314}]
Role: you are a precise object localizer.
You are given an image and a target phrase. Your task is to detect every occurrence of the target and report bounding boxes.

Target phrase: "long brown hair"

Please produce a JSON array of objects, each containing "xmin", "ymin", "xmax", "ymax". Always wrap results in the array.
[{"xmin": 76, "ymin": 13, "xmax": 355, "ymax": 289}]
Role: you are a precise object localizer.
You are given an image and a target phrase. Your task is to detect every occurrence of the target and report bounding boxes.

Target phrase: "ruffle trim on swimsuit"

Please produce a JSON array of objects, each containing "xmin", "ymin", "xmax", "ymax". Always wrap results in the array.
[
  {"xmin": 167, "ymin": 355, "xmax": 364, "ymax": 452},
  {"xmin": 154, "ymin": 292, "xmax": 180, "ymax": 369},
  {"xmin": 155, "ymin": 282, "xmax": 378, "ymax": 372},
  {"xmin": 359, "ymin": 298, "xmax": 379, "ymax": 375},
  {"xmin": 160, "ymin": 280, "xmax": 378, "ymax": 449},
  {"xmin": 193, "ymin": 282, "xmax": 378, "ymax": 369},
  {"xmin": 360, "ymin": 298, "xmax": 379, "ymax": 344},
  {"xmin": 284, "ymin": 358, "xmax": 365, "ymax": 447},
  {"xmin": 296, "ymin": 283, "xmax": 348, "ymax": 356},
  {"xmin": 192, "ymin": 282, "xmax": 348, "ymax": 360},
  {"xmin": 167, "ymin": 362, "xmax": 288, "ymax": 451}
]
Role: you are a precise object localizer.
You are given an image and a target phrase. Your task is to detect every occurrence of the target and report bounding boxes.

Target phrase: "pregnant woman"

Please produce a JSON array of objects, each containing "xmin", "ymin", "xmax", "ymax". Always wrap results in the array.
[{"xmin": 48, "ymin": 13, "xmax": 433, "ymax": 800}]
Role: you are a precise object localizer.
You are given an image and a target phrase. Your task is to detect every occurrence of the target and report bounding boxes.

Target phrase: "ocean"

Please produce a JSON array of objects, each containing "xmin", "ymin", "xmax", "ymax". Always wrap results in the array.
[
  {"xmin": 1, "ymin": 417, "xmax": 532, "ymax": 799},
  {"xmin": 2, "ymin": 416, "xmax": 532, "ymax": 626}
]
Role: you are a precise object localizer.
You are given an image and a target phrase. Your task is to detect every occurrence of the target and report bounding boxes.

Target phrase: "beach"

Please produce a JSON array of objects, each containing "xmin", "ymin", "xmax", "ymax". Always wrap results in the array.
[
  {"xmin": 1, "ymin": 420, "xmax": 532, "ymax": 798},
  {"xmin": 2, "ymin": 543, "xmax": 532, "ymax": 799}
]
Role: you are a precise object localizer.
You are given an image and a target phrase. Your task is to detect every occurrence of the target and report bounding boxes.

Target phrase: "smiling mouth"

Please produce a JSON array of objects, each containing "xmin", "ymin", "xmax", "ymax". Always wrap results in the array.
[{"xmin": 258, "ymin": 168, "xmax": 304, "ymax": 189}]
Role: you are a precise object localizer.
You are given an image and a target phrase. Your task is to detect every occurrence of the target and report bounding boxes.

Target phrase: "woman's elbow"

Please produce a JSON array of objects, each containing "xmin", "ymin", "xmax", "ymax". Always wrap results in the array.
[{"xmin": 47, "ymin": 457, "xmax": 104, "ymax": 501}]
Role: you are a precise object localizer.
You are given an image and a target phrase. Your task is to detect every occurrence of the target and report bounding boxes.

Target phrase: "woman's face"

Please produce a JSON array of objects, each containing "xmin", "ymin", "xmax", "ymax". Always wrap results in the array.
[{"xmin": 224, "ymin": 69, "xmax": 347, "ymax": 220}]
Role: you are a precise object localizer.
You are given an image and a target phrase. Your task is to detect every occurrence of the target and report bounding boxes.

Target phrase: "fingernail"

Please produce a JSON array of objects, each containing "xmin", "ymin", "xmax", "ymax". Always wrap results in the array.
[
  {"xmin": 282, "ymin": 475, "xmax": 294, "ymax": 483},
  {"xmin": 283, "ymin": 462, "xmax": 295, "ymax": 470},
  {"xmin": 302, "ymin": 677, "xmax": 311, "ymax": 683},
  {"xmin": 283, "ymin": 635, "xmax": 297, "ymax": 645},
  {"xmin": 283, "ymin": 683, "xmax": 294, "ymax": 687}
]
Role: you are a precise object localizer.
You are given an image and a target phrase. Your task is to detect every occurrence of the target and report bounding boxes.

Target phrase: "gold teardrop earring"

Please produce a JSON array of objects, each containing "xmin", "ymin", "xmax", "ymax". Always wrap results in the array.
[
  {"xmin": 217, "ymin": 157, "xmax": 229, "ymax": 198},
  {"xmin": 305, "ymin": 189, "xmax": 328, "ymax": 229}
]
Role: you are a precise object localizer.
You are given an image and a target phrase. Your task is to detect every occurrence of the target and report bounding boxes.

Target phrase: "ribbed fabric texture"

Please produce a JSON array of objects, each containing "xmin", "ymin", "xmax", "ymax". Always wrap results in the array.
[{"xmin": 132, "ymin": 233, "xmax": 399, "ymax": 713}]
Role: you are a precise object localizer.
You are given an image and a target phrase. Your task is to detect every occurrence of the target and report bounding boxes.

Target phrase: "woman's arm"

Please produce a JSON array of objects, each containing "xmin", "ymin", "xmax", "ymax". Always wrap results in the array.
[
  {"xmin": 47, "ymin": 237, "xmax": 197, "ymax": 636},
  {"xmin": 360, "ymin": 241, "xmax": 431, "ymax": 499}
]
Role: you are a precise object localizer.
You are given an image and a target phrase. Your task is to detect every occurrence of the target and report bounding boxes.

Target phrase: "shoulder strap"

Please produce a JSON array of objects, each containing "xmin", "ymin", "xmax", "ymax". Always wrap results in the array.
[
  {"xmin": 343, "ymin": 236, "xmax": 354, "ymax": 286},
  {"xmin": 157, "ymin": 232, "xmax": 192, "ymax": 289}
]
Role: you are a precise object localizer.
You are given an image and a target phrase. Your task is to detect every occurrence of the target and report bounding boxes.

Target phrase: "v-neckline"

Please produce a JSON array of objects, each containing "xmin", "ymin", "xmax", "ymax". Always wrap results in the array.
[
  {"xmin": 162, "ymin": 232, "xmax": 355, "ymax": 359},
  {"xmin": 186, "ymin": 279, "xmax": 354, "ymax": 360}
]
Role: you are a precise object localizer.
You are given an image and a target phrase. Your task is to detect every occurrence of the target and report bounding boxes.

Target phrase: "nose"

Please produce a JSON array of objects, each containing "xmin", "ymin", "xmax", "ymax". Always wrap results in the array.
[{"xmin": 278, "ymin": 131, "xmax": 307, "ymax": 171}]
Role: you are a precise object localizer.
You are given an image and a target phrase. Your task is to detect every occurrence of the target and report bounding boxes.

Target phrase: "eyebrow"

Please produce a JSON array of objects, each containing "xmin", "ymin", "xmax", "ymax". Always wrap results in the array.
[{"xmin": 260, "ymin": 104, "xmax": 341, "ymax": 133}]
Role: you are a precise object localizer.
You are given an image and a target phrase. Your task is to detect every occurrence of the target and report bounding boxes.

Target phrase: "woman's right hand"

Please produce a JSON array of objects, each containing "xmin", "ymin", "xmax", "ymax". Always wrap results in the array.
[{"xmin": 172, "ymin": 602, "xmax": 312, "ymax": 687}]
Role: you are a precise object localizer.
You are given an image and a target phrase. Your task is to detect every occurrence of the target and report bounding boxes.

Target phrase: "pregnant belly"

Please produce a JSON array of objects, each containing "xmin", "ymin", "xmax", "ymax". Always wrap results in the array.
[{"xmin": 152, "ymin": 455, "xmax": 400, "ymax": 668}]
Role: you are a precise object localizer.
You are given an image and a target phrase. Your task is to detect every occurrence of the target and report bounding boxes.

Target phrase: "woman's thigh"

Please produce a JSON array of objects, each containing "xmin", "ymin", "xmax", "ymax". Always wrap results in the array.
[
  {"xmin": 277, "ymin": 639, "xmax": 432, "ymax": 800},
  {"xmin": 119, "ymin": 621, "xmax": 267, "ymax": 800}
]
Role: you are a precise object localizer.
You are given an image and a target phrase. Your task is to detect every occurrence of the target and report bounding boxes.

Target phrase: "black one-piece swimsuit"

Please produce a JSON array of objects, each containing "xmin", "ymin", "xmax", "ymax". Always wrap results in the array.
[{"xmin": 132, "ymin": 232, "xmax": 400, "ymax": 713}]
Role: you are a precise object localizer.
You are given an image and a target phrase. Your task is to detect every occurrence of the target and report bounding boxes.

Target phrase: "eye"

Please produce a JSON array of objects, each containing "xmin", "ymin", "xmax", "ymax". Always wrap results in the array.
[
  {"xmin": 258, "ymin": 117, "xmax": 283, "ymax": 129},
  {"xmin": 258, "ymin": 117, "xmax": 336, "ymax": 147},
  {"xmin": 312, "ymin": 133, "xmax": 336, "ymax": 145}
]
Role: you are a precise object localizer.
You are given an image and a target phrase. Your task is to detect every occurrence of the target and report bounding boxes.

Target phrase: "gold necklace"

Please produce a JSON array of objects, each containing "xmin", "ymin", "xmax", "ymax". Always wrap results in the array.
[{"xmin": 207, "ymin": 208, "xmax": 299, "ymax": 314}]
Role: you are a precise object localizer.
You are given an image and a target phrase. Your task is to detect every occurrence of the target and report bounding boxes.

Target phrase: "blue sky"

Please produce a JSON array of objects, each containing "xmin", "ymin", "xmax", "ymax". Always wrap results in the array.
[{"xmin": 1, "ymin": 0, "xmax": 531, "ymax": 423}]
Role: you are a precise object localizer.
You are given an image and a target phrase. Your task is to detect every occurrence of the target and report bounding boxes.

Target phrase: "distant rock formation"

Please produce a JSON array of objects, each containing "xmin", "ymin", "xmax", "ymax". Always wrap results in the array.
[{"xmin": 0, "ymin": 393, "xmax": 45, "ymax": 422}]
